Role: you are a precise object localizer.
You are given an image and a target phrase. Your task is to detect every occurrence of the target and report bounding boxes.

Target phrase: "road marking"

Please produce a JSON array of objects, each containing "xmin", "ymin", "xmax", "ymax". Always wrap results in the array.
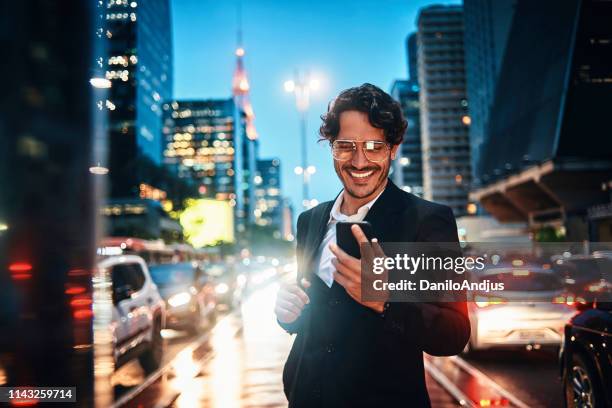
[
  {"xmin": 450, "ymin": 356, "xmax": 531, "ymax": 408},
  {"xmin": 424, "ymin": 359, "xmax": 476, "ymax": 408}
]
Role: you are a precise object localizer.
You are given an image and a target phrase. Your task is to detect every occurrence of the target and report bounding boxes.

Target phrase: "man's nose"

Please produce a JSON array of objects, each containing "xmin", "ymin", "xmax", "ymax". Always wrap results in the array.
[{"xmin": 351, "ymin": 144, "xmax": 369, "ymax": 168}]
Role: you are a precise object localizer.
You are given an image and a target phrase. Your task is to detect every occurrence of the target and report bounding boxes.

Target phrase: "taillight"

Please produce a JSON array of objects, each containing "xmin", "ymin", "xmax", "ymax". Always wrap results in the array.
[
  {"xmin": 8, "ymin": 262, "xmax": 33, "ymax": 280},
  {"xmin": 474, "ymin": 295, "xmax": 507, "ymax": 308}
]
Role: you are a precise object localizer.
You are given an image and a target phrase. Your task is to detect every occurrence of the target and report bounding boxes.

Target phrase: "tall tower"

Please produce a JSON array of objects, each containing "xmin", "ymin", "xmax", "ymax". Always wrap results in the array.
[
  {"xmin": 105, "ymin": 0, "xmax": 173, "ymax": 198},
  {"xmin": 463, "ymin": 0, "xmax": 516, "ymax": 187},
  {"xmin": 231, "ymin": 3, "xmax": 259, "ymax": 234},
  {"xmin": 417, "ymin": 5, "xmax": 472, "ymax": 217}
]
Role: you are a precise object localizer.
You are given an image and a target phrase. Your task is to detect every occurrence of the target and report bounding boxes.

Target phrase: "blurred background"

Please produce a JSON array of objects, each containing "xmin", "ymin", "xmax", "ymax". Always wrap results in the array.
[{"xmin": 0, "ymin": 0, "xmax": 611, "ymax": 407}]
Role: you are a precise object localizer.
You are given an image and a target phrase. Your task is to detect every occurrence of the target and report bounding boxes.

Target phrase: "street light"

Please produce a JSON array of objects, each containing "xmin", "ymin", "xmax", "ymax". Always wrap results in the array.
[{"xmin": 284, "ymin": 71, "xmax": 320, "ymax": 209}]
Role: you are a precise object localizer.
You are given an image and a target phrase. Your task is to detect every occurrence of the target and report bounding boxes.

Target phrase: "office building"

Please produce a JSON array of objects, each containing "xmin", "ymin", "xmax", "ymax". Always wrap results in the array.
[
  {"xmin": 105, "ymin": 0, "xmax": 173, "ymax": 197},
  {"xmin": 162, "ymin": 99, "xmax": 238, "ymax": 201},
  {"xmin": 162, "ymin": 99, "xmax": 257, "ymax": 235},
  {"xmin": 417, "ymin": 5, "xmax": 472, "ymax": 216},
  {"xmin": 254, "ymin": 158, "xmax": 284, "ymax": 238},
  {"xmin": 390, "ymin": 80, "xmax": 423, "ymax": 197},
  {"xmin": 406, "ymin": 32, "xmax": 419, "ymax": 82},
  {"xmin": 281, "ymin": 199, "xmax": 295, "ymax": 241},
  {"xmin": 463, "ymin": 0, "xmax": 516, "ymax": 186},
  {"xmin": 470, "ymin": 0, "xmax": 612, "ymax": 241}
]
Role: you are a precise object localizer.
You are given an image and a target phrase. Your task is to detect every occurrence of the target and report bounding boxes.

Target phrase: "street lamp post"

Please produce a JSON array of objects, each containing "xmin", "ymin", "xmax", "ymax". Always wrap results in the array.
[{"xmin": 285, "ymin": 72, "xmax": 320, "ymax": 209}]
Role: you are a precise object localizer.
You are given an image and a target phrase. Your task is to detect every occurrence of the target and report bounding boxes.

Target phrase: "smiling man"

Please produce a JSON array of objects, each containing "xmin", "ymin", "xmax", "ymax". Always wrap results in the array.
[{"xmin": 275, "ymin": 83, "xmax": 470, "ymax": 407}]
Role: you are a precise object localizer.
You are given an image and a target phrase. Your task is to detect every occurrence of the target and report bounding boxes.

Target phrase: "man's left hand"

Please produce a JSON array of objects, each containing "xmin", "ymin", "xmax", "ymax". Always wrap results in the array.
[{"xmin": 330, "ymin": 224, "xmax": 387, "ymax": 313}]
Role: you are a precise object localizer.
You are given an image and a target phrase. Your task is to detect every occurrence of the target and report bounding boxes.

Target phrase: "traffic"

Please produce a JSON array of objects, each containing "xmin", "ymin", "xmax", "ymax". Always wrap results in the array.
[{"xmin": 89, "ymin": 236, "xmax": 612, "ymax": 407}]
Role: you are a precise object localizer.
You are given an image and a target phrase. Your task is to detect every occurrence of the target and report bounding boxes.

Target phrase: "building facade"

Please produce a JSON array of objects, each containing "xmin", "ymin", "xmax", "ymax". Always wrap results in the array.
[
  {"xmin": 105, "ymin": 0, "xmax": 173, "ymax": 197},
  {"xmin": 417, "ymin": 5, "xmax": 472, "ymax": 217},
  {"xmin": 406, "ymin": 32, "xmax": 419, "ymax": 81},
  {"xmin": 390, "ymin": 80, "xmax": 423, "ymax": 197},
  {"xmin": 463, "ymin": 0, "xmax": 515, "ymax": 187},
  {"xmin": 162, "ymin": 99, "xmax": 257, "ymax": 236},
  {"xmin": 162, "ymin": 99, "xmax": 238, "ymax": 199},
  {"xmin": 470, "ymin": 0, "xmax": 612, "ymax": 241},
  {"xmin": 254, "ymin": 158, "xmax": 284, "ymax": 238}
]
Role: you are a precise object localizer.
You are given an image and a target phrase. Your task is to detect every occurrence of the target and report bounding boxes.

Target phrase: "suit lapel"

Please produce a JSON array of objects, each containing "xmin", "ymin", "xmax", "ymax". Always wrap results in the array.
[{"xmin": 363, "ymin": 179, "xmax": 410, "ymax": 242}]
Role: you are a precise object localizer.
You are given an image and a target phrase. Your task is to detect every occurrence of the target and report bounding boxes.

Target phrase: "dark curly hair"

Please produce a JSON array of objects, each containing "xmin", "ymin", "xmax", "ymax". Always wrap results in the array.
[{"xmin": 319, "ymin": 83, "xmax": 407, "ymax": 146}]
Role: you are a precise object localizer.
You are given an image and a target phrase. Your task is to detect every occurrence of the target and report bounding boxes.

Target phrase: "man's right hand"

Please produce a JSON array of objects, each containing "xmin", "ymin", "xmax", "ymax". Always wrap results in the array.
[{"xmin": 275, "ymin": 278, "xmax": 311, "ymax": 324}]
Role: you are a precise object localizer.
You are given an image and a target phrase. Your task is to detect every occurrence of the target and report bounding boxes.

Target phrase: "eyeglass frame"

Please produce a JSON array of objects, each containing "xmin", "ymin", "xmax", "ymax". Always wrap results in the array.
[{"xmin": 330, "ymin": 139, "xmax": 393, "ymax": 163}]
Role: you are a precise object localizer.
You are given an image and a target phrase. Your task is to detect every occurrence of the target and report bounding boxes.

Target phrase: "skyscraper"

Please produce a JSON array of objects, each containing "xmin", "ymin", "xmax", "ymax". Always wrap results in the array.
[
  {"xmin": 162, "ymin": 99, "xmax": 239, "ymax": 202},
  {"xmin": 417, "ymin": 5, "xmax": 472, "ymax": 217},
  {"xmin": 390, "ymin": 80, "xmax": 423, "ymax": 197},
  {"xmin": 406, "ymin": 32, "xmax": 419, "ymax": 82},
  {"xmin": 470, "ymin": 0, "xmax": 612, "ymax": 240},
  {"xmin": 463, "ymin": 0, "xmax": 516, "ymax": 186},
  {"xmin": 105, "ymin": 0, "xmax": 173, "ymax": 197},
  {"xmin": 392, "ymin": 30, "xmax": 423, "ymax": 197},
  {"xmin": 254, "ymin": 158, "xmax": 284, "ymax": 238}
]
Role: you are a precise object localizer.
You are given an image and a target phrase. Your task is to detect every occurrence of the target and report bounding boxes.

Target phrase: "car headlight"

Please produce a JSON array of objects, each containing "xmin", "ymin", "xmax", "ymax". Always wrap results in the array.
[
  {"xmin": 215, "ymin": 283, "xmax": 229, "ymax": 294},
  {"xmin": 168, "ymin": 292, "xmax": 191, "ymax": 307}
]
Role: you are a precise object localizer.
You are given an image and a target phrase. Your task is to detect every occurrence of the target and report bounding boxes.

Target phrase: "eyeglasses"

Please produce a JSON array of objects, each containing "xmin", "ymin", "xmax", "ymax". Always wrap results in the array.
[{"xmin": 331, "ymin": 139, "xmax": 391, "ymax": 163}]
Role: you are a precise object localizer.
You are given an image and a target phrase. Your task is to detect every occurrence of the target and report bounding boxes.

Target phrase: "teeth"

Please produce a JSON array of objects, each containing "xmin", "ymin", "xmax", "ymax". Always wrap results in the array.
[{"xmin": 350, "ymin": 171, "xmax": 373, "ymax": 179}]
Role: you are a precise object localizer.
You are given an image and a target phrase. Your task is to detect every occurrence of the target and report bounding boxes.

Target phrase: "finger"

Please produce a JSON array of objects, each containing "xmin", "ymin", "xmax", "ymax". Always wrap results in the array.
[
  {"xmin": 371, "ymin": 238, "xmax": 386, "ymax": 258},
  {"xmin": 275, "ymin": 307, "xmax": 298, "ymax": 324},
  {"xmin": 333, "ymin": 270, "xmax": 352, "ymax": 290},
  {"xmin": 279, "ymin": 291, "xmax": 307, "ymax": 308},
  {"xmin": 286, "ymin": 285, "xmax": 310, "ymax": 304},
  {"xmin": 277, "ymin": 298, "xmax": 303, "ymax": 316},
  {"xmin": 334, "ymin": 272, "xmax": 361, "ymax": 301},
  {"xmin": 345, "ymin": 289, "xmax": 362, "ymax": 305},
  {"xmin": 332, "ymin": 257, "xmax": 360, "ymax": 282},
  {"xmin": 329, "ymin": 243, "xmax": 360, "ymax": 271},
  {"xmin": 351, "ymin": 224, "xmax": 369, "ymax": 244},
  {"xmin": 300, "ymin": 278, "xmax": 311, "ymax": 289}
]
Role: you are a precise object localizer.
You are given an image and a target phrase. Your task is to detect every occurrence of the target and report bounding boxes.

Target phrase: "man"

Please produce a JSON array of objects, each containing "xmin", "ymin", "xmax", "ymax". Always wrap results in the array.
[{"xmin": 275, "ymin": 83, "xmax": 470, "ymax": 407}]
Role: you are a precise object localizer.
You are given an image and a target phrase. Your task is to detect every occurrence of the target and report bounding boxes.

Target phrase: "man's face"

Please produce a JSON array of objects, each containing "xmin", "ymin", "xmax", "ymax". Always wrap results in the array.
[{"xmin": 333, "ymin": 110, "xmax": 399, "ymax": 200}]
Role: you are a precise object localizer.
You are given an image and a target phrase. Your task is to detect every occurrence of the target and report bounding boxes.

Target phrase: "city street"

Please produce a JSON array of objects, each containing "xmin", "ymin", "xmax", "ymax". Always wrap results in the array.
[
  {"xmin": 3, "ymin": 1, "xmax": 611, "ymax": 407},
  {"xmin": 110, "ymin": 269, "xmax": 566, "ymax": 408}
]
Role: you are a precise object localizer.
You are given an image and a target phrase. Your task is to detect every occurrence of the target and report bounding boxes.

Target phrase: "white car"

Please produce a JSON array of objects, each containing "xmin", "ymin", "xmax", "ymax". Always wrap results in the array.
[
  {"xmin": 465, "ymin": 266, "xmax": 576, "ymax": 353},
  {"xmin": 98, "ymin": 255, "xmax": 166, "ymax": 373}
]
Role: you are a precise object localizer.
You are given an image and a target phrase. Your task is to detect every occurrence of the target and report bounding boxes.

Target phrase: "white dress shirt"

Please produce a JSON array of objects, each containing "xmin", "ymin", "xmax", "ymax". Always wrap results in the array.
[{"xmin": 314, "ymin": 190, "xmax": 383, "ymax": 287}]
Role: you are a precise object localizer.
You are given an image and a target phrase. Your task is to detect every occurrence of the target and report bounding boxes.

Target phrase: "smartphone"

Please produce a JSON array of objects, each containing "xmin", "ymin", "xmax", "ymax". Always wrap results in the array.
[{"xmin": 336, "ymin": 221, "xmax": 375, "ymax": 259}]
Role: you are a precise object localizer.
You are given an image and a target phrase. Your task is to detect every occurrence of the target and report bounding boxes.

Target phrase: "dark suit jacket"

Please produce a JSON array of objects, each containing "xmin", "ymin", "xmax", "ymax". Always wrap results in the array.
[{"xmin": 280, "ymin": 180, "xmax": 470, "ymax": 408}]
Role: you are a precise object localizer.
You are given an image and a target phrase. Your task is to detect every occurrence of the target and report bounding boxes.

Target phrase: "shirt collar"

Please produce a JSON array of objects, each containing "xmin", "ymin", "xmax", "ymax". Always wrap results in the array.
[{"xmin": 328, "ymin": 188, "xmax": 384, "ymax": 224}]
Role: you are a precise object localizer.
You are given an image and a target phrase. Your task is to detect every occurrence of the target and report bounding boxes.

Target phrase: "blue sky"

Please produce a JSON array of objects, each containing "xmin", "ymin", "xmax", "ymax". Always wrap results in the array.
[{"xmin": 172, "ymin": 0, "xmax": 459, "ymax": 213}]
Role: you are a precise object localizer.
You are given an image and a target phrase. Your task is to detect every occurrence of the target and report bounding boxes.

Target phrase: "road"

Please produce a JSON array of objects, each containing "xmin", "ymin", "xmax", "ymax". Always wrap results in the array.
[
  {"xmin": 463, "ymin": 349, "xmax": 563, "ymax": 407},
  {"xmin": 111, "ymin": 271, "xmax": 566, "ymax": 407}
]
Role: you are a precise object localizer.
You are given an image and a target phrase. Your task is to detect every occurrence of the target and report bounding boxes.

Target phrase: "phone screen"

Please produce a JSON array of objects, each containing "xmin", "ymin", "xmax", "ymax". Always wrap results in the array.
[{"xmin": 335, "ymin": 221, "xmax": 374, "ymax": 259}]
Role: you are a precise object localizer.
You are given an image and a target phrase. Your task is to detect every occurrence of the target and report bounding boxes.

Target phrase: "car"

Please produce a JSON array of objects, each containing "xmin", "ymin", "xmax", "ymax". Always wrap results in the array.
[
  {"xmin": 552, "ymin": 254, "xmax": 611, "ymax": 300},
  {"xmin": 560, "ymin": 300, "xmax": 612, "ymax": 408},
  {"xmin": 148, "ymin": 261, "xmax": 216, "ymax": 333},
  {"xmin": 205, "ymin": 261, "xmax": 246, "ymax": 310},
  {"xmin": 98, "ymin": 255, "xmax": 166, "ymax": 374},
  {"xmin": 465, "ymin": 265, "xmax": 577, "ymax": 353}
]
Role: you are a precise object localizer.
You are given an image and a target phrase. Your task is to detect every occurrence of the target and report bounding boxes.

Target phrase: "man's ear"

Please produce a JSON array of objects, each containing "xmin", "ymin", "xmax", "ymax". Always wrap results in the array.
[{"xmin": 390, "ymin": 144, "xmax": 400, "ymax": 160}]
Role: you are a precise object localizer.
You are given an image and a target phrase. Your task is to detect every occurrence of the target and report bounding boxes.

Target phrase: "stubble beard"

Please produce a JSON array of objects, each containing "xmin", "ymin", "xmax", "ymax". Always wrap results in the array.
[{"xmin": 334, "ymin": 161, "xmax": 390, "ymax": 200}]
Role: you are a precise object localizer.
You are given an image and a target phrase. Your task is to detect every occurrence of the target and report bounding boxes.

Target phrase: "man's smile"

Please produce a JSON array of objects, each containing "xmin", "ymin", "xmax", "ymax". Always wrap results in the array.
[
  {"xmin": 348, "ymin": 169, "xmax": 374, "ymax": 179},
  {"xmin": 344, "ymin": 167, "xmax": 378, "ymax": 185}
]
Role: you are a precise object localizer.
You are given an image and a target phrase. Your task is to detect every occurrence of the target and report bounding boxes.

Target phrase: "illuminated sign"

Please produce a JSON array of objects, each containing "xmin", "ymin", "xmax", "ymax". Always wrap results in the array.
[{"xmin": 179, "ymin": 199, "xmax": 234, "ymax": 247}]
